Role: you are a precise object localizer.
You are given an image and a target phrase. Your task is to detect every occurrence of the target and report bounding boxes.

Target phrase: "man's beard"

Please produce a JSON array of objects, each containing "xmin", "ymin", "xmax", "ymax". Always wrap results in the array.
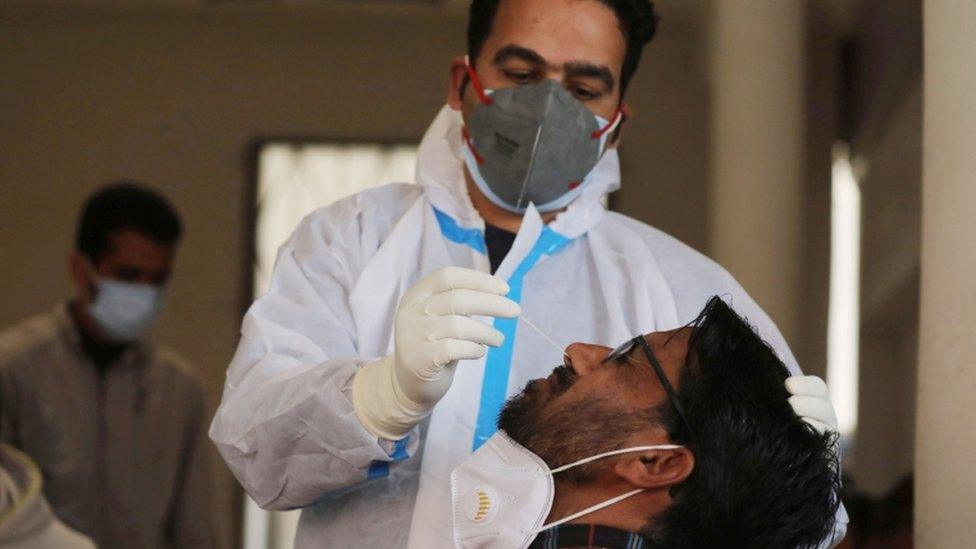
[{"xmin": 498, "ymin": 365, "xmax": 660, "ymax": 483}]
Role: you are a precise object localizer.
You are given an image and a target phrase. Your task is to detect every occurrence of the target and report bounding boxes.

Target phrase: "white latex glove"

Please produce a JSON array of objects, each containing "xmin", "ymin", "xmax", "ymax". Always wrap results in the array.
[
  {"xmin": 352, "ymin": 266, "xmax": 521, "ymax": 440},
  {"xmin": 785, "ymin": 375, "xmax": 839, "ymax": 434}
]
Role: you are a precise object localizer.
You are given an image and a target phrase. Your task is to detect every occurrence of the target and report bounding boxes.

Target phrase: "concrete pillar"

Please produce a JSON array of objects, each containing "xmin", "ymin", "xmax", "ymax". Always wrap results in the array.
[
  {"xmin": 915, "ymin": 3, "xmax": 976, "ymax": 546},
  {"xmin": 709, "ymin": 2, "xmax": 804, "ymax": 344}
]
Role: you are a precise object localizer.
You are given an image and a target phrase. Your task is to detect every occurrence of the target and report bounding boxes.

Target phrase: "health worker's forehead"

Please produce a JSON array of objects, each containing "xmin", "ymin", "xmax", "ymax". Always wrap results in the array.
[{"xmin": 480, "ymin": 0, "xmax": 626, "ymax": 78}]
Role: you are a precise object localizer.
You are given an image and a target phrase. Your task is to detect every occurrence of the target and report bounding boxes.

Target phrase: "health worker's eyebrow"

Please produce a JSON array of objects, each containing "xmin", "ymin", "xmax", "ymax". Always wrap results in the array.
[
  {"xmin": 565, "ymin": 61, "xmax": 615, "ymax": 93},
  {"xmin": 492, "ymin": 45, "xmax": 616, "ymax": 93},
  {"xmin": 492, "ymin": 44, "xmax": 547, "ymax": 67}
]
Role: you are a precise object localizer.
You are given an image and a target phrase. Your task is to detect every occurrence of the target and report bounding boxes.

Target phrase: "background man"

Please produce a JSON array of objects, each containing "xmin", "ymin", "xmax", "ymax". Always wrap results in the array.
[
  {"xmin": 0, "ymin": 183, "xmax": 218, "ymax": 548},
  {"xmin": 476, "ymin": 296, "xmax": 840, "ymax": 548},
  {"xmin": 211, "ymin": 1, "xmax": 843, "ymax": 546}
]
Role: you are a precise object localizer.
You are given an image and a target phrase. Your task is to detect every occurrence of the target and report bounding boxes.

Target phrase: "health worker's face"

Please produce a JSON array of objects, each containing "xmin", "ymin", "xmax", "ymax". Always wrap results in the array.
[
  {"xmin": 449, "ymin": 0, "xmax": 627, "ymax": 124},
  {"xmin": 498, "ymin": 327, "xmax": 692, "ymax": 477}
]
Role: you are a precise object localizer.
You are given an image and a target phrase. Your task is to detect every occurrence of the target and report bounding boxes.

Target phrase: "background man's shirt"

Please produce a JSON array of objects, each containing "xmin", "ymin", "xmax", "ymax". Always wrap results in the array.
[{"xmin": 0, "ymin": 304, "xmax": 218, "ymax": 549}]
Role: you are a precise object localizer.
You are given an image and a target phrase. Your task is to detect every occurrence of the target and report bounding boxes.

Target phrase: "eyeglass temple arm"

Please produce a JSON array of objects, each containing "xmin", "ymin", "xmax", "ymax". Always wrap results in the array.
[{"xmin": 634, "ymin": 336, "xmax": 694, "ymax": 440}]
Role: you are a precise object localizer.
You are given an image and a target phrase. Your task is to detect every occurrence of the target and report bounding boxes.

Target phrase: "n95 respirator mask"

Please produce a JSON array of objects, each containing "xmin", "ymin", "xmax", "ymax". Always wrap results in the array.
[{"xmin": 460, "ymin": 57, "xmax": 622, "ymax": 214}]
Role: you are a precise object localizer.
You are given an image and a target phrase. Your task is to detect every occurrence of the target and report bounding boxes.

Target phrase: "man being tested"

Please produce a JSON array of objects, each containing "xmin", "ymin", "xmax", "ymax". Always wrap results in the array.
[
  {"xmin": 453, "ymin": 297, "xmax": 840, "ymax": 548},
  {"xmin": 210, "ymin": 1, "xmax": 844, "ymax": 546}
]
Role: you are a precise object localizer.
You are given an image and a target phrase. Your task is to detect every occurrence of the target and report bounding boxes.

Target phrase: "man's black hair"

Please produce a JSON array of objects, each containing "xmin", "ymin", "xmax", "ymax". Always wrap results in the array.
[
  {"xmin": 76, "ymin": 182, "xmax": 183, "ymax": 262},
  {"xmin": 645, "ymin": 296, "xmax": 841, "ymax": 548},
  {"xmin": 467, "ymin": 0, "xmax": 659, "ymax": 95}
]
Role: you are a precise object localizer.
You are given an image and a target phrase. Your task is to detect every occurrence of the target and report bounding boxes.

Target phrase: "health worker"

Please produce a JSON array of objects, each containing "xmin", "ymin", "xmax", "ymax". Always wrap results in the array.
[{"xmin": 209, "ymin": 1, "xmax": 846, "ymax": 547}]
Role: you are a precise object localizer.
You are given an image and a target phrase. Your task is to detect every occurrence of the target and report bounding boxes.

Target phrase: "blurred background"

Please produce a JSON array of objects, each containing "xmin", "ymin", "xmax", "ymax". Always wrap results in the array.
[{"xmin": 2, "ymin": 0, "xmax": 967, "ymax": 547}]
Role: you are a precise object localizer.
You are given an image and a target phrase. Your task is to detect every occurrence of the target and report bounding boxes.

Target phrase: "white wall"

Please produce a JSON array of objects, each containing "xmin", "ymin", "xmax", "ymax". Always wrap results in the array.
[{"xmin": 916, "ymin": 1, "xmax": 976, "ymax": 544}]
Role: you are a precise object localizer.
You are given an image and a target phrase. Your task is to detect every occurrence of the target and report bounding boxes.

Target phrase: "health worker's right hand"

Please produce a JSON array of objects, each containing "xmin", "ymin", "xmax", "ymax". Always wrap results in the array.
[{"xmin": 352, "ymin": 266, "xmax": 520, "ymax": 440}]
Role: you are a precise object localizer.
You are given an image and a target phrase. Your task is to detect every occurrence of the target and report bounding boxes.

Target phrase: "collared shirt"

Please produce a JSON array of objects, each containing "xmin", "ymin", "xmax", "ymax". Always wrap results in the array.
[
  {"xmin": 530, "ymin": 524, "xmax": 652, "ymax": 549},
  {"xmin": 0, "ymin": 304, "xmax": 218, "ymax": 549}
]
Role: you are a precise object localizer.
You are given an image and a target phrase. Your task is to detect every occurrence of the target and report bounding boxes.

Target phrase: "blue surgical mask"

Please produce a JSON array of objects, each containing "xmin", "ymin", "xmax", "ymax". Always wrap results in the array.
[{"xmin": 87, "ymin": 275, "xmax": 163, "ymax": 342}]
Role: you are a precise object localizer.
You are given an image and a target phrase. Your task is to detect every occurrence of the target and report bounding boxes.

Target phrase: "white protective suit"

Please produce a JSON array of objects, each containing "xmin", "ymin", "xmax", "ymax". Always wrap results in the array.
[{"xmin": 210, "ymin": 105, "xmax": 848, "ymax": 548}]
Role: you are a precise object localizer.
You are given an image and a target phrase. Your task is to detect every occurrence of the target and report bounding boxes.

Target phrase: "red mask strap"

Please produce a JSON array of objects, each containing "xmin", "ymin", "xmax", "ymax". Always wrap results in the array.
[
  {"xmin": 464, "ymin": 55, "xmax": 493, "ymax": 106},
  {"xmin": 590, "ymin": 108, "xmax": 623, "ymax": 140},
  {"xmin": 462, "ymin": 126, "xmax": 486, "ymax": 164}
]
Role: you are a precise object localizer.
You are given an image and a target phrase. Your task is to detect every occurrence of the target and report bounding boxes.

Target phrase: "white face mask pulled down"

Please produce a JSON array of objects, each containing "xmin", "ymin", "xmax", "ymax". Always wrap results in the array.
[{"xmin": 451, "ymin": 430, "xmax": 683, "ymax": 548}]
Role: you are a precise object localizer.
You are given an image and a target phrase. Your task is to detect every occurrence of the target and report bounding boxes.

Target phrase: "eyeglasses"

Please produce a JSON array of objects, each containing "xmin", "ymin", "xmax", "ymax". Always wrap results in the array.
[{"xmin": 604, "ymin": 336, "xmax": 694, "ymax": 441}]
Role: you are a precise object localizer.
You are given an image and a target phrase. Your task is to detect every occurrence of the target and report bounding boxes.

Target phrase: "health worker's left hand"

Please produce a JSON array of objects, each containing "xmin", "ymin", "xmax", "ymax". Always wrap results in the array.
[{"xmin": 785, "ymin": 375, "xmax": 839, "ymax": 434}]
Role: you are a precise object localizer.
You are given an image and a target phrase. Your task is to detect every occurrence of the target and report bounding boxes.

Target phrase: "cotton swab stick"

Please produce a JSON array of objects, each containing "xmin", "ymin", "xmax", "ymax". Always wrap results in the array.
[{"xmin": 520, "ymin": 315, "xmax": 569, "ymax": 358}]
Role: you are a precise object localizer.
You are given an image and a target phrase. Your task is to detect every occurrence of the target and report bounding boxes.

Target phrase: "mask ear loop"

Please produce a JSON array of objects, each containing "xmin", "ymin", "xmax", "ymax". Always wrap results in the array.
[
  {"xmin": 530, "ymin": 489, "xmax": 644, "ymax": 534},
  {"xmin": 461, "ymin": 126, "xmax": 486, "ymax": 165},
  {"xmin": 464, "ymin": 55, "xmax": 493, "ymax": 106},
  {"xmin": 462, "ymin": 55, "xmax": 492, "ymax": 166},
  {"xmin": 528, "ymin": 443, "xmax": 685, "ymax": 534},
  {"xmin": 590, "ymin": 108, "xmax": 623, "ymax": 140},
  {"xmin": 548, "ymin": 444, "xmax": 684, "ymax": 475}
]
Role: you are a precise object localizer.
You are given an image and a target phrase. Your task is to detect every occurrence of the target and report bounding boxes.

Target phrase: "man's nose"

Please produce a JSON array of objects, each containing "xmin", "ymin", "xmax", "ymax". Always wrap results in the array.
[{"xmin": 564, "ymin": 342, "xmax": 612, "ymax": 375}]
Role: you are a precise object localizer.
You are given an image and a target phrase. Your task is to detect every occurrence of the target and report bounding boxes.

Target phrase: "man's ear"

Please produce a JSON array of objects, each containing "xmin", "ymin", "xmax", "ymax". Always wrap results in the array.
[
  {"xmin": 447, "ymin": 55, "xmax": 468, "ymax": 111},
  {"xmin": 613, "ymin": 447, "xmax": 694, "ymax": 490},
  {"xmin": 606, "ymin": 101, "xmax": 632, "ymax": 149},
  {"xmin": 69, "ymin": 251, "xmax": 93, "ymax": 303}
]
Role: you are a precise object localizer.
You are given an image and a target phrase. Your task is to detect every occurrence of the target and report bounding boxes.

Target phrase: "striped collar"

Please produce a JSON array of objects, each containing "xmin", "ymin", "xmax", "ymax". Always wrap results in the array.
[{"xmin": 529, "ymin": 524, "xmax": 651, "ymax": 549}]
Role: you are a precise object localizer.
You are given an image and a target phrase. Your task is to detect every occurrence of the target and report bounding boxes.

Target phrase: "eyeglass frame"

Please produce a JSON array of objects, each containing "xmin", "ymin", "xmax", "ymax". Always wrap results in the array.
[{"xmin": 603, "ymin": 335, "xmax": 695, "ymax": 442}]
